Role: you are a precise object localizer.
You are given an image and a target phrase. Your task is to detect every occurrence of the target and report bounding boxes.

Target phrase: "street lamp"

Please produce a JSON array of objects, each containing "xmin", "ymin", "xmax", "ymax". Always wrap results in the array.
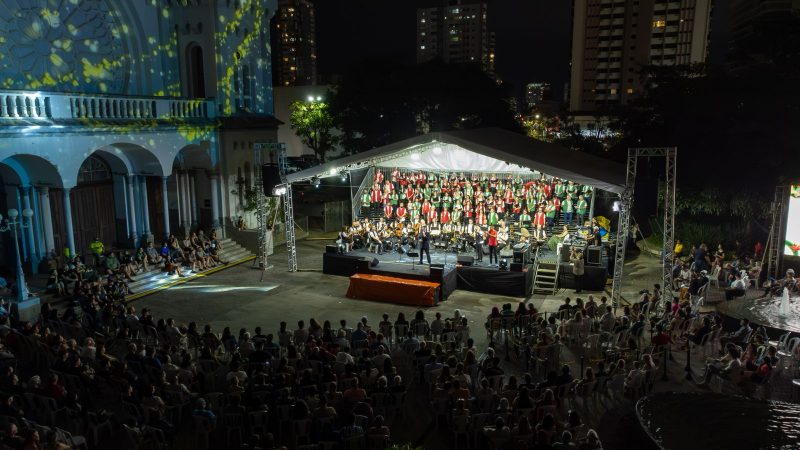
[{"xmin": 0, "ymin": 208, "xmax": 34, "ymax": 305}]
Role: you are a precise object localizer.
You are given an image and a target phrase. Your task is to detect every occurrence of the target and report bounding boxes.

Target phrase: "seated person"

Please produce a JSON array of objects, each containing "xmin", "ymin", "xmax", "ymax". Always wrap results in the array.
[
  {"xmin": 697, "ymin": 344, "xmax": 743, "ymax": 385},
  {"xmin": 725, "ymin": 273, "xmax": 747, "ymax": 300}
]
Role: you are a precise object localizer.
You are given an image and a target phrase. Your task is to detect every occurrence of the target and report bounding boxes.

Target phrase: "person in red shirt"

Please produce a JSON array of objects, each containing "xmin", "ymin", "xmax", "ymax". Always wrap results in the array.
[
  {"xmin": 440, "ymin": 208, "xmax": 450, "ymax": 225},
  {"xmin": 375, "ymin": 170, "xmax": 384, "ymax": 184},
  {"xmin": 487, "ymin": 226, "xmax": 498, "ymax": 265},
  {"xmin": 427, "ymin": 208, "xmax": 437, "ymax": 224},
  {"xmin": 396, "ymin": 203, "xmax": 407, "ymax": 222},
  {"xmin": 383, "ymin": 203, "xmax": 393, "ymax": 220},
  {"xmin": 534, "ymin": 206, "xmax": 547, "ymax": 240}
]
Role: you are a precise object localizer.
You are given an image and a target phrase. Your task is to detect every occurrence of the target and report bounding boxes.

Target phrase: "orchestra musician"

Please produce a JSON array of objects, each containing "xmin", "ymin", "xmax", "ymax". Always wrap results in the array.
[
  {"xmin": 367, "ymin": 223, "xmax": 383, "ymax": 254},
  {"xmin": 338, "ymin": 226, "xmax": 352, "ymax": 253},
  {"xmin": 418, "ymin": 220, "xmax": 431, "ymax": 265}
]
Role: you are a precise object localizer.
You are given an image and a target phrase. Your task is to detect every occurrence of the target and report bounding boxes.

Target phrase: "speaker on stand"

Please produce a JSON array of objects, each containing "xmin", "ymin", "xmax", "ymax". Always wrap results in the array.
[{"xmin": 261, "ymin": 164, "xmax": 283, "ymax": 195}]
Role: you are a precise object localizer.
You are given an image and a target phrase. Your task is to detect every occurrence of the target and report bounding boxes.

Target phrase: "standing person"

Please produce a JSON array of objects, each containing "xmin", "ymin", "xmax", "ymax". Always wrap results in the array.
[
  {"xmin": 563, "ymin": 194, "xmax": 574, "ymax": 227},
  {"xmin": 418, "ymin": 222, "xmax": 431, "ymax": 265},
  {"xmin": 361, "ymin": 191, "xmax": 371, "ymax": 218},
  {"xmin": 575, "ymin": 195, "xmax": 588, "ymax": 228},
  {"xmin": 474, "ymin": 227, "xmax": 484, "ymax": 263},
  {"xmin": 571, "ymin": 248, "xmax": 585, "ymax": 294},
  {"xmin": 89, "ymin": 237, "xmax": 104, "ymax": 267},
  {"xmin": 487, "ymin": 225, "xmax": 498, "ymax": 265}
]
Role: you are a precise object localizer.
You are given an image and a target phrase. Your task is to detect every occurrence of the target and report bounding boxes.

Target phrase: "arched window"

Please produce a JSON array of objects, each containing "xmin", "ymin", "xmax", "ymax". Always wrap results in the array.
[
  {"xmin": 186, "ymin": 44, "xmax": 206, "ymax": 98},
  {"xmin": 77, "ymin": 156, "xmax": 111, "ymax": 184},
  {"xmin": 242, "ymin": 64, "xmax": 252, "ymax": 110}
]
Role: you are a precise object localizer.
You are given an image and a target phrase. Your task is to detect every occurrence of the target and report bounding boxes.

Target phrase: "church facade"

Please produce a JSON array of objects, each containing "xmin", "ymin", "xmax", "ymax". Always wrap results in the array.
[{"xmin": 0, "ymin": 0, "xmax": 279, "ymax": 270}]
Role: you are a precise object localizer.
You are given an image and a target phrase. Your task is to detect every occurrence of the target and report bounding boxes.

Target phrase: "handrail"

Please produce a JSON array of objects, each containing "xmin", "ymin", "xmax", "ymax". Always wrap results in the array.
[
  {"xmin": 0, "ymin": 90, "xmax": 215, "ymax": 121},
  {"xmin": 553, "ymin": 244, "xmax": 561, "ymax": 295},
  {"xmin": 351, "ymin": 167, "xmax": 375, "ymax": 221}
]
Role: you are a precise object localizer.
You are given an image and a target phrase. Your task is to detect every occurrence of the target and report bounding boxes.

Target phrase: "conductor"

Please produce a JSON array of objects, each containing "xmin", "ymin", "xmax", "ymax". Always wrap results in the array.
[{"xmin": 419, "ymin": 222, "xmax": 432, "ymax": 265}]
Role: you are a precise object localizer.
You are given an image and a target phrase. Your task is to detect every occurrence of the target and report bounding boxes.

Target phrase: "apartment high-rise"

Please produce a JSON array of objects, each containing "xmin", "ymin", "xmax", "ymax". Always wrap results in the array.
[
  {"xmin": 730, "ymin": 0, "xmax": 800, "ymax": 46},
  {"xmin": 417, "ymin": 1, "xmax": 496, "ymax": 77},
  {"xmin": 568, "ymin": 0, "xmax": 714, "ymax": 112},
  {"xmin": 526, "ymin": 82, "xmax": 552, "ymax": 110},
  {"xmin": 271, "ymin": 0, "xmax": 317, "ymax": 86}
]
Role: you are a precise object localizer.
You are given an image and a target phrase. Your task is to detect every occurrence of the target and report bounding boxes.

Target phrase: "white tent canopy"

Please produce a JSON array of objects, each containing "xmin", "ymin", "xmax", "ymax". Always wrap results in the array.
[{"xmin": 286, "ymin": 128, "xmax": 626, "ymax": 193}]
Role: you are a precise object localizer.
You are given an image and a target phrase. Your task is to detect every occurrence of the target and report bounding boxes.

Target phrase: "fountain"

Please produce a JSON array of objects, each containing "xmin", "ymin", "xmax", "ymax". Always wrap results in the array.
[
  {"xmin": 718, "ymin": 286, "xmax": 800, "ymax": 334},
  {"xmin": 781, "ymin": 287, "xmax": 791, "ymax": 316}
]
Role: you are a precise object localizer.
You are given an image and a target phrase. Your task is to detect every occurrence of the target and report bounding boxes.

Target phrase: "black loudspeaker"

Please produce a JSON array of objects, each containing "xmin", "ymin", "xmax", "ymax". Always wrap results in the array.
[
  {"xmin": 457, "ymin": 255, "xmax": 474, "ymax": 266},
  {"xmin": 326, "ymin": 244, "xmax": 338, "ymax": 254},
  {"xmin": 430, "ymin": 263, "xmax": 444, "ymax": 269},
  {"xmin": 587, "ymin": 246, "xmax": 602, "ymax": 266},
  {"xmin": 370, "ymin": 258, "xmax": 379, "ymax": 268},
  {"xmin": 261, "ymin": 164, "xmax": 282, "ymax": 195},
  {"xmin": 560, "ymin": 244, "xmax": 572, "ymax": 263},
  {"xmin": 430, "ymin": 265, "xmax": 444, "ymax": 279},
  {"xmin": 513, "ymin": 251, "xmax": 525, "ymax": 264},
  {"xmin": 511, "ymin": 262, "xmax": 524, "ymax": 272}
]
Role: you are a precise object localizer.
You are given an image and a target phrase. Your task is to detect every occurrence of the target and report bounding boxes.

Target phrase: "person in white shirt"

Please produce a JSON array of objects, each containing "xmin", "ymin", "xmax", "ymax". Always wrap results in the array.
[
  {"xmin": 698, "ymin": 344, "xmax": 743, "ymax": 385},
  {"xmin": 725, "ymin": 273, "xmax": 747, "ymax": 300}
]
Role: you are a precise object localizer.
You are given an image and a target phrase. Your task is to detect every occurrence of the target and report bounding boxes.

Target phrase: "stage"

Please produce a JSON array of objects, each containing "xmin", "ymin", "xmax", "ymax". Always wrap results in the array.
[{"xmin": 323, "ymin": 246, "xmax": 532, "ymax": 302}]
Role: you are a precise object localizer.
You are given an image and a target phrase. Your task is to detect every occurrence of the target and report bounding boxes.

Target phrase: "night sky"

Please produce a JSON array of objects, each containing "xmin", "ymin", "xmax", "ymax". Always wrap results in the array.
[
  {"xmin": 312, "ymin": 0, "xmax": 731, "ymax": 103},
  {"xmin": 313, "ymin": 0, "xmax": 573, "ymax": 101}
]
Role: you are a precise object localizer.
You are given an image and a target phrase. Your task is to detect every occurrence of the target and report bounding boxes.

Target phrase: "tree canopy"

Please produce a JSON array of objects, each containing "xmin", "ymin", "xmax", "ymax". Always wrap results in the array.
[
  {"xmin": 289, "ymin": 99, "xmax": 339, "ymax": 163},
  {"xmin": 330, "ymin": 60, "xmax": 520, "ymax": 154}
]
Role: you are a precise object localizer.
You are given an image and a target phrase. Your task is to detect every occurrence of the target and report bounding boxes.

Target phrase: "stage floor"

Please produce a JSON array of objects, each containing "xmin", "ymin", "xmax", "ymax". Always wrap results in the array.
[{"xmin": 347, "ymin": 247, "xmax": 500, "ymax": 271}]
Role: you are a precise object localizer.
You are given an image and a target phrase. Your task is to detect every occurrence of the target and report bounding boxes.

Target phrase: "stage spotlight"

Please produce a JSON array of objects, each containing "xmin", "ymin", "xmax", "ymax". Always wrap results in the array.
[
  {"xmin": 499, "ymin": 259, "xmax": 508, "ymax": 271},
  {"xmin": 272, "ymin": 186, "xmax": 287, "ymax": 196},
  {"xmin": 328, "ymin": 168, "xmax": 337, "ymax": 176},
  {"xmin": 432, "ymin": 146, "xmax": 442, "ymax": 155},
  {"xmin": 612, "ymin": 201, "xmax": 621, "ymax": 212},
  {"xmin": 312, "ymin": 177, "xmax": 321, "ymax": 188},
  {"xmin": 340, "ymin": 170, "xmax": 348, "ymax": 181}
]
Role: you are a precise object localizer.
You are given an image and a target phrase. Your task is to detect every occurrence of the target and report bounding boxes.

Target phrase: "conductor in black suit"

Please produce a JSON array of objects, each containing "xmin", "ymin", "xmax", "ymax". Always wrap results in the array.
[{"xmin": 419, "ymin": 223, "xmax": 432, "ymax": 265}]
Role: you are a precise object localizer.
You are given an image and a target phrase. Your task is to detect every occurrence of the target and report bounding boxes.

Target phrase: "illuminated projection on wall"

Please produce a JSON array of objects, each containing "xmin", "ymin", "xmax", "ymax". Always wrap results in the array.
[
  {"xmin": 0, "ymin": 0, "xmax": 182, "ymax": 96},
  {"xmin": 785, "ymin": 185, "xmax": 800, "ymax": 256},
  {"xmin": 0, "ymin": 0, "xmax": 129, "ymax": 92}
]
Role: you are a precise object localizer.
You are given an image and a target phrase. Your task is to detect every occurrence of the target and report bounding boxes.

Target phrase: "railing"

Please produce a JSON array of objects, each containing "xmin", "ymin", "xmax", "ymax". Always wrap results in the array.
[
  {"xmin": 0, "ymin": 90, "xmax": 215, "ymax": 121},
  {"xmin": 351, "ymin": 167, "xmax": 375, "ymax": 221}
]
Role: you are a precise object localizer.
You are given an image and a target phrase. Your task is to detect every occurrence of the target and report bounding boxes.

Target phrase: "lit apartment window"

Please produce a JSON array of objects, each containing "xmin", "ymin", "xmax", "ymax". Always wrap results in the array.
[
  {"xmin": 420, "ymin": 18, "xmax": 426, "ymax": 23},
  {"xmin": 420, "ymin": 45, "xmax": 426, "ymax": 50},
  {"xmin": 627, "ymin": 88, "xmax": 634, "ymax": 94},
  {"xmin": 610, "ymin": 88, "xmax": 617, "ymax": 95},
  {"xmin": 653, "ymin": 20, "xmax": 666, "ymax": 28}
]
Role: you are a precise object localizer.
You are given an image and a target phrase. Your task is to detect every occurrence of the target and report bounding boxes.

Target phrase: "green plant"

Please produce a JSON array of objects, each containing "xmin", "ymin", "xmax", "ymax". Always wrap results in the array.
[{"xmin": 229, "ymin": 186, "xmax": 284, "ymax": 228}]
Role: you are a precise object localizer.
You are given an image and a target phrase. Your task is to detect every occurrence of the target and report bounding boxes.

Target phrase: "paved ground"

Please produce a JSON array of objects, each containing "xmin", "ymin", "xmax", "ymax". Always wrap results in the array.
[{"xmin": 134, "ymin": 237, "xmax": 665, "ymax": 353}]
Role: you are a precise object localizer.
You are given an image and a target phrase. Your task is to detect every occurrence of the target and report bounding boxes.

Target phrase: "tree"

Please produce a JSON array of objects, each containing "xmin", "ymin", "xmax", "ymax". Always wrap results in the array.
[{"xmin": 289, "ymin": 98, "xmax": 339, "ymax": 163}]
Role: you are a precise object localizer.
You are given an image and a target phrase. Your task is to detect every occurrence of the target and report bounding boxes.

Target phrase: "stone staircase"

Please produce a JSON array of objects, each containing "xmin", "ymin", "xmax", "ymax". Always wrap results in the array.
[{"xmin": 43, "ymin": 237, "xmax": 254, "ymax": 309}]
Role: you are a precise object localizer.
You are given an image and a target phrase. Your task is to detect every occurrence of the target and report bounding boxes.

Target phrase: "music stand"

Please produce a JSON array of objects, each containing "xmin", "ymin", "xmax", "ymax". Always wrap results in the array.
[{"xmin": 406, "ymin": 251, "xmax": 419, "ymax": 270}]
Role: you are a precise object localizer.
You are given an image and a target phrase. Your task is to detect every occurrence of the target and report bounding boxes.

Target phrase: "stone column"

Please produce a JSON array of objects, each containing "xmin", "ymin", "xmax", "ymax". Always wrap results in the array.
[
  {"xmin": 63, "ymin": 188, "xmax": 75, "ymax": 257},
  {"xmin": 37, "ymin": 187, "xmax": 55, "ymax": 256},
  {"xmin": 209, "ymin": 173, "xmax": 221, "ymax": 230},
  {"xmin": 139, "ymin": 176, "xmax": 151, "ymax": 240},
  {"xmin": 20, "ymin": 187, "xmax": 37, "ymax": 262},
  {"xmin": 161, "ymin": 176, "xmax": 170, "ymax": 238},
  {"xmin": 126, "ymin": 174, "xmax": 138, "ymax": 241},
  {"xmin": 189, "ymin": 171, "xmax": 198, "ymax": 227}
]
